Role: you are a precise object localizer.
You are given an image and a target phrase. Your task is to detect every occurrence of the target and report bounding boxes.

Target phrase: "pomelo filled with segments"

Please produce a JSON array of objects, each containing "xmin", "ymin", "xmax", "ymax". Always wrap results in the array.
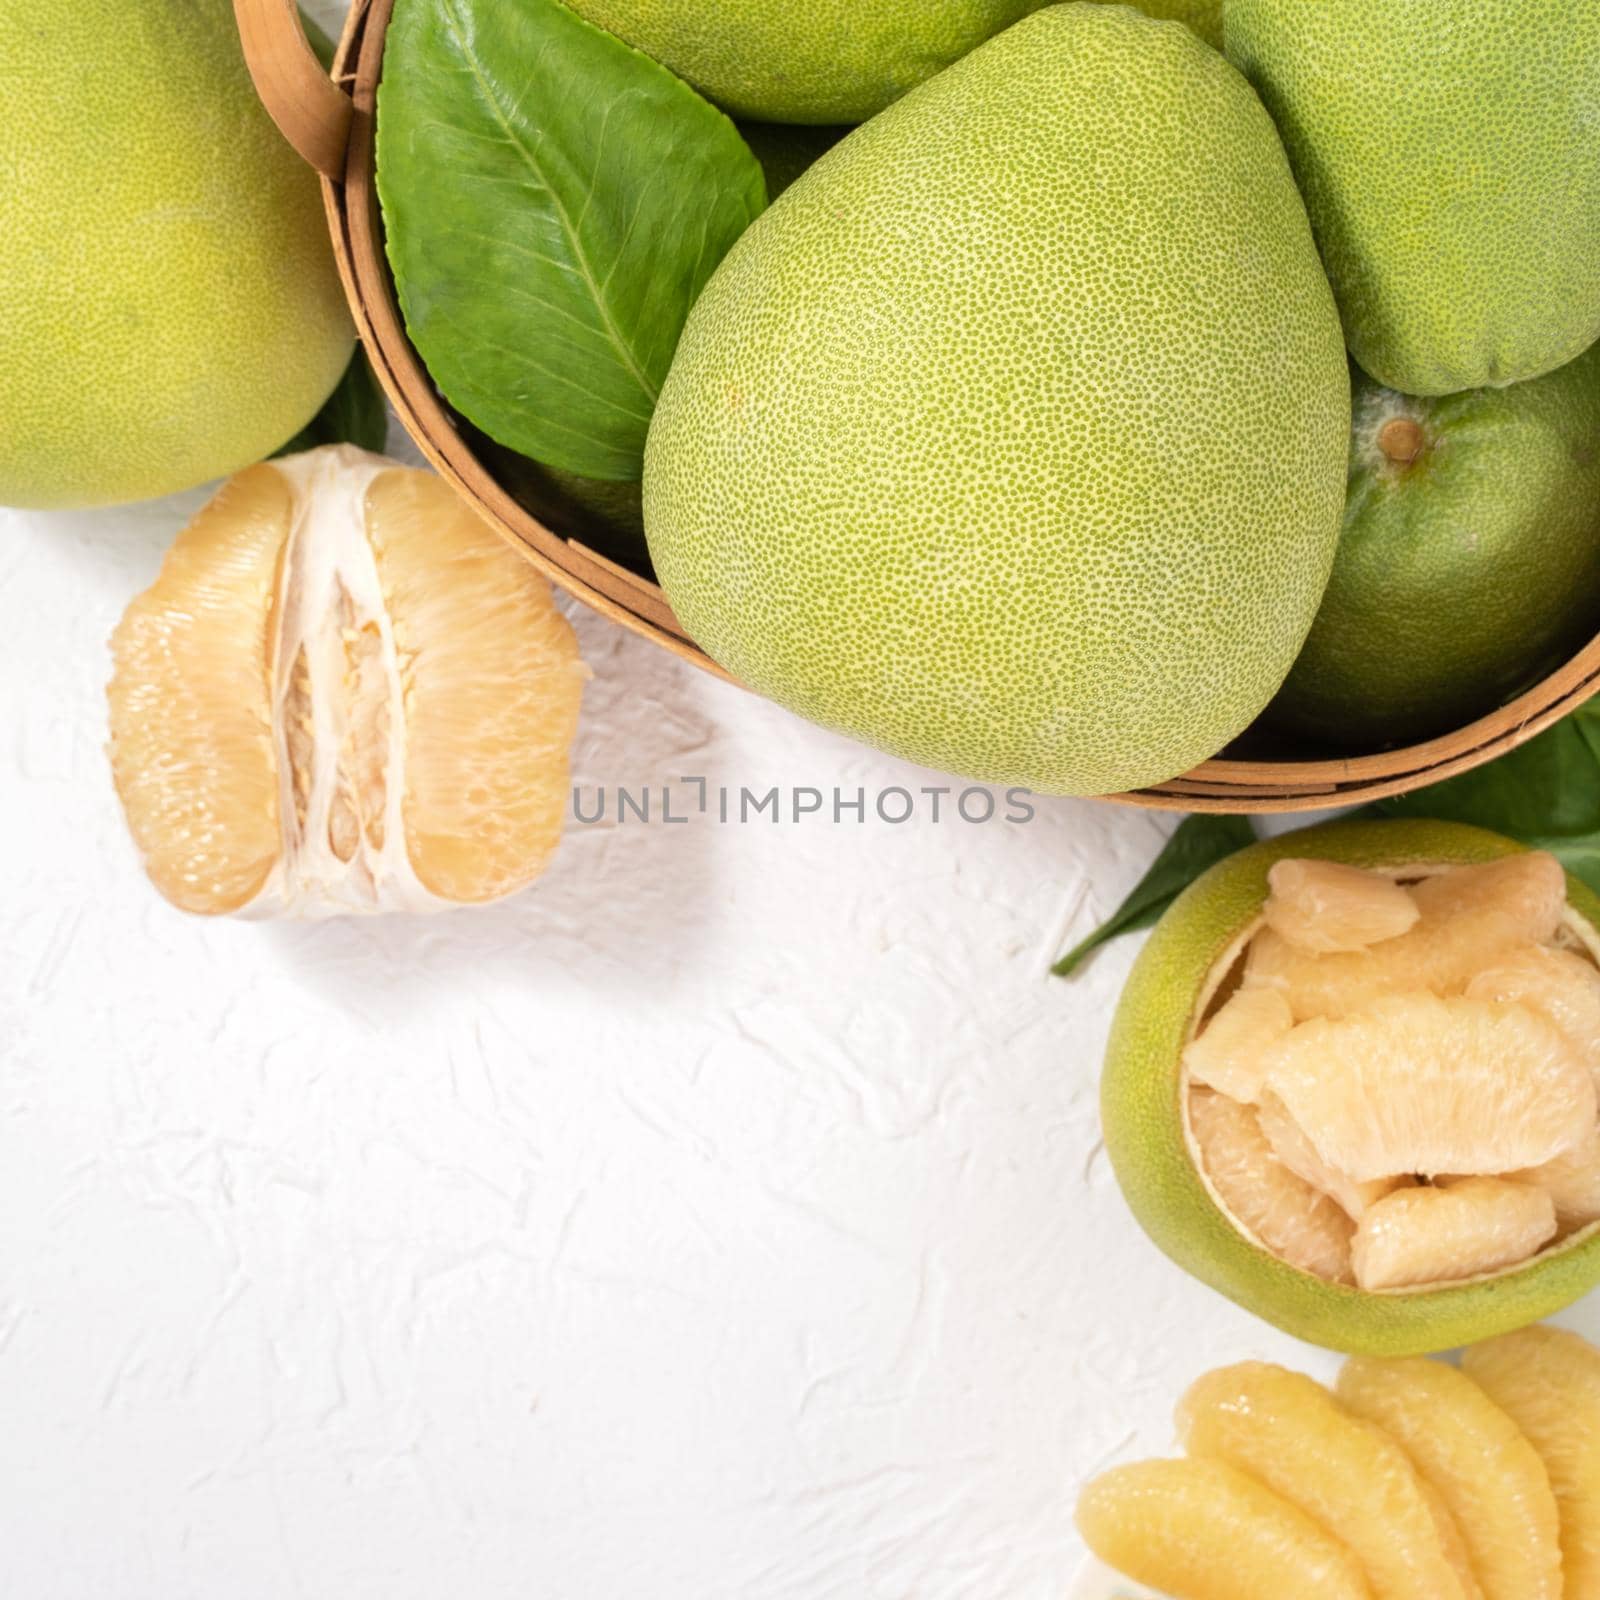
[{"xmin": 1101, "ymin": 819, "xmax": 1600, "ymax": 1354}]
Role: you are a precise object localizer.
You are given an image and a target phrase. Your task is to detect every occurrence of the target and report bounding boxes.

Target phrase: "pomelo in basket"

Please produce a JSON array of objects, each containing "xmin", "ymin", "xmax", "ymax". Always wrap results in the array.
[
  {"xmin": 568, "ymin": 0, "xmax": 1225, "ymax": 124},
  {"xmin": 1226, "ymin": 0, "xmax": 1600, "ymax": 396},
  {"xmin": 1269, "ymin": 344, "xmax": 1600, "ymax": 750},
  {"xmin": 1101, "ymin": 819, "xmax": 1600, "ymax": 1354},
  {"xmin": 0, "ymin": 0, "xmax": 354, "ymax": 510},
  {"xmin": 644, "ymin": 7, "xmax": 1348, "ymax": 797}
]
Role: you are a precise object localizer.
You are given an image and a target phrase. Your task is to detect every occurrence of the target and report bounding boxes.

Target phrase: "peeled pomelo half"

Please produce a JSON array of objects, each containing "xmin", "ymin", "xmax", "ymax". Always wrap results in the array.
[
  {"xmin": 1177, "ymin": 1362, "xmax": 1477, "ymax": 1600},
  {"xmin": 1336, "ymin": 1356, "xmax": 1562, "ymax": 1600},
  {"xmin": 108, "ymin": 446, "xmax": 588, "ymax": 916},
  {"xmin": 1465, "ymin": 1327, "xmax": 1600, "ymax": 1599},
  {"xmin": 1351, "ymin": 1178, "xmax": 1558, "ymax": 1292},
  {"xmin": 1101, "ymin": 818, "xmax": 1600, "ymax": 1354},
  {"xmin": 1075, "ymin": 1456, "xmax": 1370, "ymax": 1600}
]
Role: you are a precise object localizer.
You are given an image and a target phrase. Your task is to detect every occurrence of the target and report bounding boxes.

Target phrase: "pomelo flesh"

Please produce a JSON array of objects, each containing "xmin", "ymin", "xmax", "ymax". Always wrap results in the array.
[
  {"xmin": 1336, "ymin": 1356, "xmax": 1562, "ymax": 1600},
  {"xmin": 1466, "ymin": 1327, "xmax": 1600, "ymax": 1599},
  {"xmin": 1076, "ymin": 1457, "xmax": 1370, "ymax": 1600},
  {"xmin": 1177, "ymin": 1362, "xmax": 1477, "ymax": 1600},
  {"xmin": 644, "ymin": 5, "xmax": 1349, "ymax": 797}
]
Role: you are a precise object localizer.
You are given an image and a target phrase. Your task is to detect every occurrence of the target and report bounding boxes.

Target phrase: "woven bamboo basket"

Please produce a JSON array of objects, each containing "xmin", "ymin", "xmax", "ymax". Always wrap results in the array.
[{"xmin": 235, "ymin": 0, "xmax": 1600, "ymax": 814}]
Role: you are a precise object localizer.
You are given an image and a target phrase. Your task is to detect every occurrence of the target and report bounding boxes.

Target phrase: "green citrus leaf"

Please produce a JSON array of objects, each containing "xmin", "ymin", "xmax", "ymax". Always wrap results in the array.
[
  {"xmin": 376, "ymin": 0, "xmax": 766, "ymax": 482},
  {"xmin": 274, "ymin": 345, "xmax": 388, "ymax": 458},
  {"xmin": 1052, "ymin": 813, "xmax": 1257, "ymax": 977}
]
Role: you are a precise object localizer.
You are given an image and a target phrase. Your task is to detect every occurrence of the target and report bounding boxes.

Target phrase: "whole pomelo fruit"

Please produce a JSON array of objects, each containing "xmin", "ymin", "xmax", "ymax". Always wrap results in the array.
[
  {"xmin": 1269, "ymin": 346, "xmax": 1600, "ymax": 750},
  {"xmin": 1102, "ymin": 818, "xmax": 1600, "ymax": 1355},
  {"xmin": 565, "ymin": 0, "xmax": 1050, "ymax": 124},
  {"xmin": 643, "ymin": 7, "xmax": 1349, "ymax": 797},
  {"xmin": 0, "ymin": 0, "xmax": 355, "ymax": 510},
  {"xmin": 1226, "ymin": 0, "xmax": 1600, "ymax": 397},
  {"xmin": 566, "ymin": 0, "xmax": 1222, "ymax": 125}
]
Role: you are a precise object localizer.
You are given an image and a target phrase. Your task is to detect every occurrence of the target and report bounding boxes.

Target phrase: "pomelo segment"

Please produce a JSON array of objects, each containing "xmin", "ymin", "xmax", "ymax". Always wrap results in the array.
[
  {"xmin": 1177, "ymin": 1362, "xmax": 1476, "ymax": 1600},
  {"xmin": 1075, "ymin": 1457, "xmax": 1370, "ymax": 1600},
  {"xmin": 1351, "ymin": 1179, "xmax": 1558, "ymax": 1292},
  {"xmin": 1466, "ymin": 1327, "xmax": 1600, "ymax": 1599},
  {"xmin": 365, "ymin": 469, "xmax": 583, "ymax": 905},
  {"xmin": 1412, "ymin": 853, "xmax": 1568, "ymax": 944},
  {"xmin": 1469, "ymin": 944, "xmax": 1600, "ymax": 1093},
  {"xmin": 108, "ymin": 465, "xmax": 292, "ymax": 915},
  {"xmin": 1187, "ymin": 1087, "xmax": 1353, "ymax": 1283},
  {"xmin": 1262, "ymin": 994, "xmax": 1594, "ymax": 1182},
  {"xmin": 1336, "ymin": 1356, "xmax": 1561, "ymax": 1600},
  {"xmin": 1255, "ymin": 1093, "xmax": 1406, "ymax": 1221},
  {"xmin": 1513, "ymin": 1126, "xmax": 1600, "ymax": 1234},
  {"xmin": 1182, "ymin": 984, "xmax": 1293, "ymax": 1104},
  {"xmin": 1262, "ymin": 859, "xmax": 1419, "ymax": 954},
  {"xmin": 1249, "ymin": 854, "xmax": 1568, "ymax": 1021}
]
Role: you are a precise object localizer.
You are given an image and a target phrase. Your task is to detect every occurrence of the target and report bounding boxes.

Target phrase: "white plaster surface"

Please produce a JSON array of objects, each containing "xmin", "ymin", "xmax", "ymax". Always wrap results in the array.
[{"xmin": 7, "ymin": 6, "xmax": 1600, "ymax": 1596}]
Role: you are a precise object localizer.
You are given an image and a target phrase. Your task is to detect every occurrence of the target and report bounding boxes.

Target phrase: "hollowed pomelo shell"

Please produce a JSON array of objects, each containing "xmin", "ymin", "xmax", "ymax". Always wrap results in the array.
[{"xmin": 1101, "ymin": 818, "xmax": 1600, "ymax": 1354}]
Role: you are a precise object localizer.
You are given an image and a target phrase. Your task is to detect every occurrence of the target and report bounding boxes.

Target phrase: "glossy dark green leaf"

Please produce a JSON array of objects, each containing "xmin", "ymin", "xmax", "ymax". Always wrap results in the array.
[
  {"xmin": 1052, "ymin": 814, "xmax": 1257, "ymax": 977},
  {"xmin": 275, "ymin": 346, "xmax": 389, "ymax": 458},
  {"xmin": 1367, "ymin": 701, "xmax": 1600, "ymax": 895},
  {"xmin": 376, "ymin": 0, "xmax": 766, "ymax": 482}
]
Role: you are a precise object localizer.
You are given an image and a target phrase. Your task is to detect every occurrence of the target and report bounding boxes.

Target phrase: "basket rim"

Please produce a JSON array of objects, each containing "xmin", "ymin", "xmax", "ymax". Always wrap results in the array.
[{"xmin": 312, "ymin": 0, "xmax": 1600, "ymax": 814}]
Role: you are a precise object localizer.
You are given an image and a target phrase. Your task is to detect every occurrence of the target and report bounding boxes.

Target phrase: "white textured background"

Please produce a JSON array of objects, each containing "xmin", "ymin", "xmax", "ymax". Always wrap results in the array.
[{"xmin": 7, "ymin": 6, "xmax": 1600, "ymax": 1597}]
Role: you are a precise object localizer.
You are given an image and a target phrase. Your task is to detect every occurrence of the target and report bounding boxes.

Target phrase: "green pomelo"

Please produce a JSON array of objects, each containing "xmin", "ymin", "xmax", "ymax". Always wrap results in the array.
[
  {"xmin": 566, "ymin": 0, "xmax": 1221, "ymax": 125},
  {"xmin": 643, "ymin": 7, "xmax": 1349, "ymax": 797},
  {"xmin": 0, "ymin": 0, "xmax": 354, "ymax": 511},
  {"xmin": 1226, "ymin": 0, "xmax": 1600, "ymax": 397},
  {"xmin": 1102, "ymin": 819, "xmax": 1600, "ymax": 1356},
  {"xmin": 1270, "ymin": 347, "xmax": 1600, "ymax": 751},
  {"xmin": 564, "ymin": 0, "xmax": 1043, "ymax": 123}
]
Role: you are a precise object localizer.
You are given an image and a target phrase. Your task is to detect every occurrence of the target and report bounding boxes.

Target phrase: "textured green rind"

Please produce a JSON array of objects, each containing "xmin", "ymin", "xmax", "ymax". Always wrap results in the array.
[
  {"xmin": 0, "ymin": 0, "xmax": 353, "ymax": 510},
  {"xmin": 1226, "ymin": 0, "xmax": 1600, "ymax": 397},
  {"xmin": 1096, "ymin": 0, "xmax": 1222, "ymax": 48},
  {"xmin": 1102, "ymin": 818, "xmax": 1600, "ymax": 1356},
  {"xmin": 645, "ymin": 7, "xmax": 1349, "ymax": 797},
  {"xmin": 1270, "ymin": 346, "xmax": 1600, "ymax": 750}
]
